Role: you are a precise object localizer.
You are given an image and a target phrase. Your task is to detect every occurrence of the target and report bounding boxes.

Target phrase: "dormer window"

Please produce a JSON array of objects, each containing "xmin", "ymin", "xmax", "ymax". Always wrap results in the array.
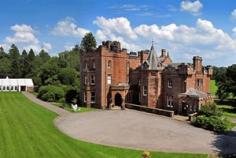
[{"xmin": 168, "ymin": 79, "xmax": 173, "ymax": 88}]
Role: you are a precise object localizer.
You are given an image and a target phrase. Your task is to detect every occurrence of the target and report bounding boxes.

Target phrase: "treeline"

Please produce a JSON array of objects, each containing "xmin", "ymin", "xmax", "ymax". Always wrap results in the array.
[
  {"xmin": 0, "ymin": 32, "xmax": 96, "ymax": 105},
  {"xmin": 213, "ymin": 65, "xmax": 236, "ymax": 100}
]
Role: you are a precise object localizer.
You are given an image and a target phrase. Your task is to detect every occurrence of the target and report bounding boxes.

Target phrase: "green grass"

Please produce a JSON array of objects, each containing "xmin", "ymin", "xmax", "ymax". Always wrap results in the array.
[
  {"xmin": 210, "ymin": 80, "xmax": 218, "ymax": 96},
  {"xmin": 0, "ymin": 92, "xmax": 207, "ymax": 158},
  {"xmin": 217, "ymin": 104, "xmax": 236, "ymax": 119}
]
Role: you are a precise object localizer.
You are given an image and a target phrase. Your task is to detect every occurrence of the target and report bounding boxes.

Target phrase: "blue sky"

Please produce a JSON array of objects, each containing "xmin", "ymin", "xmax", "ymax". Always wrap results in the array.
[{"xmin": 1, "ymin": 0, "xmax": 236, "ymax": 66}]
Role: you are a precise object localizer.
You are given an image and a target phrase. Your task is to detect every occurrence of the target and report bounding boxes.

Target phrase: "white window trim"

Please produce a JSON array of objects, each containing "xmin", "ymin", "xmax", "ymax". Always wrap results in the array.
[
  {"xmin": 107, "ymin": 75, "xmax": 112, "ymax": 85},
  {"xmin": 143, "ymin": 86, "xmax": 147, "ymax": 96}
]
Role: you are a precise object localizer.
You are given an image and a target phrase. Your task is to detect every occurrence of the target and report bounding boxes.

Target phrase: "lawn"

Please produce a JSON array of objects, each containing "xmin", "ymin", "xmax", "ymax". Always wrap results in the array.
[
  {"xmin": 0, "ymin": 92, "xmax": 207, "ymax": 158},
  {"xmin": 210, "ymin": 80, "xmax": 218, "ymax": 96},
  {"xmin": 217, "ymin": 104, "xmax": 236, "ymax": 119}
]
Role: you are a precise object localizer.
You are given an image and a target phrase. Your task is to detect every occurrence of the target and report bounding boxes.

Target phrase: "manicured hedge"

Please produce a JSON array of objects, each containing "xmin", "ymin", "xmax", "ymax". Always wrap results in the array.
[{"xmin": 38, "ymin": 85, "xmax": 64, "ymax": 102}]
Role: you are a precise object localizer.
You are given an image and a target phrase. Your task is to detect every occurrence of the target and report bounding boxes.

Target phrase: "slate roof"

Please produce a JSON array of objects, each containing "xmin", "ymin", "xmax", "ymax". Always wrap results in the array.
[
  {"xmin": 179, "ymin": 88, "xmax": 208, "ymax": 98},
  {"xmin": 145, "ymin": 45, "xmax": 158, "ymax": 70}
]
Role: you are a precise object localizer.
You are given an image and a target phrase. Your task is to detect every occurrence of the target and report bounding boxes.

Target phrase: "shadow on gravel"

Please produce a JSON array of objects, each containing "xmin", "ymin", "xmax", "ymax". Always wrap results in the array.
[{"xmin": 212, "ymin": 131, "xmax": 236, "ymax": 157}]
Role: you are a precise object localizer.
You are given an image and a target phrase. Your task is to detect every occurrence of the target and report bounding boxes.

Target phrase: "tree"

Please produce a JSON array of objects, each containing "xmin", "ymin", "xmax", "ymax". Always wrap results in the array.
[
  {"xmin": 9, "ymin": 44, "xmax": 21, "ymax": 77},
  {"xmin": 0, "ymin": 57, "xmax": 11, "ymax": 78},
  {"xmin": 0, "ymin": 47, "xmax": 8, "ymax": 58},
  {"xmin": 58, "ymin": 67, "xmax": 78, "ymax": 85},
  {"xmin": 39, "ymin": 58, "xmax": 60, "ymax": 85},
  {"xmin": 80, "ymin": 32, "xmax": 96, "ymax": 52},
  {"xmin": 39, "ymin": 49, "xmax": 50, "ymax": 62},
  {"xmin": 226, "ymin": 64, "xmax": 236, "ymax": 96},
  {"xmin": 20, "ymin": 50, "xmax": 28, "ymax": 77},
  {"xmin": 28, "ymin": 49, "xmax": 35, "ymax": 61}
]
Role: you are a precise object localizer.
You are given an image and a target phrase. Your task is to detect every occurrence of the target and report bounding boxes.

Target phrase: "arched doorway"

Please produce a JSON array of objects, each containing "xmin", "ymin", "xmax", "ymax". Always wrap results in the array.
[{"xmin": 115, "ymin": 93, "xmax": 123, "ymax": 106}]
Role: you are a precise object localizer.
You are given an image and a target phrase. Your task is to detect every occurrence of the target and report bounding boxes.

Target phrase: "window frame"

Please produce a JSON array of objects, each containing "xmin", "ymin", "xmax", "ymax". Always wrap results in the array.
[
  {"xmin": 143, "ymin": 86, "xmax": 148, "ymax": 96},
  {"xmin": 91, "ymin": 92, "xmax": 96, "ymax": 103},
  {"xmin": 107, "ymin": 74, "xmax": 112, "ymax": 85},
  {"xmin": 90, "ymin": 75, "xmax": 95, "ymax": 85},
  {"xmin": 107, "ymin": 60, "xmax": 112, "ymax": 69},
  {"xmin": 167, "ymin": 79, "xmax": 173, "ymax": 88}
]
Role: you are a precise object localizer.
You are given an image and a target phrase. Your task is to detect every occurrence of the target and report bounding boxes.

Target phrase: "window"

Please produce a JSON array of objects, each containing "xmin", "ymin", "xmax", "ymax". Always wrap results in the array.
[
  {"xmin": 168, "ymin": 79, "xmax": 173, "ymax": 88},
  {"xmin": 107, "ymin": 75, "xmax": 112, "ymax": 85},
  {"xmin": 108, "ymin": 60, "xmax": 112, "ymax": 69},
  {"xmin": 197, "ymin": 79, "xmax": 203, "ymax": 87},
  {"xmin": 92, "ymin": 62, "xmax": 96, "ymax": 69},
  {"xmin": 143, "ymin": 86, "xmax": 148, "ymax": 96},
  {"xmin": 91, "ymin": 75, "xmax": 95, "ymax": 85},
  {"xmin": 84, "ymin": 62, "xmax": 88, "ymax": 71},
  {"xmin": 167, "ymin": 96, "xmax": 173, "ymax": 108},
  {"xmin": 84, "ymin": 76, "xmax": 88, "ymax": 85},
  {"xmin": 91, "ymin": 92, "xmax": 96, "ymax": 103}
]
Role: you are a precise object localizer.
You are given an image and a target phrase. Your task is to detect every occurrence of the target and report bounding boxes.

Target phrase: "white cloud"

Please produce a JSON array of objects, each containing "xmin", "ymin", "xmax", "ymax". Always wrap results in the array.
[
  {"xmin": 231, "ymin": 9, "xmax": 236, "ymax": 19},
  {"xmin": 4, "ymin": 24, "xmax": 52, "ymax": 52},
  {"xmin": 180, "ymin": 0, "xmax": 203, "ymax": 15},
  {"xmin": 94, "ymin": 16, "xmax": 137, "ymax": 40},
  {"xmin": 52, "ymin": 17, "xmax": 89, "ymax": 37},
  {"xmin": 5, "ymin": 24, "xmax": 39, "ymax": 44},
  {"xmin": 93, "ymin": 16, "xmax": 236, "ymax": 66}
]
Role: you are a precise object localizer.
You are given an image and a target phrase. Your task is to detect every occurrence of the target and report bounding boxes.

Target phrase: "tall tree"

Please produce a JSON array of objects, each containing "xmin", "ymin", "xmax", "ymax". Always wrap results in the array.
[
  {"xmin": 9, "ymin": 44, "xmax": 21, "ymax": 77},
  {"xmin": 20, "ymin": 50, "xmax": 28, "ymax": 77},
  {"xmin": 0, "ymin": 47, "xmax": 7, "ymax": 58},
  {"xmin": 39, "ymin": 49, "xmax": 50, "ymax": 62},
  {"xmin": 80, "ymin": 32, "xmax": 96, "ymax": 52}
]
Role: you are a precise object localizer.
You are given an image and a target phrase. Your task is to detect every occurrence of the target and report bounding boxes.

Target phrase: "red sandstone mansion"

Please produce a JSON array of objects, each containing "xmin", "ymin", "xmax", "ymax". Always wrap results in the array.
[{"xmin": 80, "ymin": 41, "xmax": 213, "ymax": 115}]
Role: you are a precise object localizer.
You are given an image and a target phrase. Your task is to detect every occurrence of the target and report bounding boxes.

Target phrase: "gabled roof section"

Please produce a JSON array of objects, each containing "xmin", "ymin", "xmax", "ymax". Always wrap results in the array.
[{"xmin": 146, "ymin": 44, "xmax": 158, "ymax": 70}]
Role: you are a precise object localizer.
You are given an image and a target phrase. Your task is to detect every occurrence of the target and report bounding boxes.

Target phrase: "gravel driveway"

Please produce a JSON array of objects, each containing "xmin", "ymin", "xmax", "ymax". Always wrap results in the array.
[{"xmin": 55, "ymin": 110, "xmax": 236, "ymax": 154}]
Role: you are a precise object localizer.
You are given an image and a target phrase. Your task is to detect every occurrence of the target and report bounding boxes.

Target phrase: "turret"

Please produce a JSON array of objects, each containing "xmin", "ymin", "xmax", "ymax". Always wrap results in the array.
[{"xmin": 193, "ymin": 56, "xmax": 202, "ymax": 73}]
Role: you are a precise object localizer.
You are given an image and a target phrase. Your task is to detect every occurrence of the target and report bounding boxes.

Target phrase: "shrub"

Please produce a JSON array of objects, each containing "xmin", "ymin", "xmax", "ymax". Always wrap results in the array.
[
  {"xmin": 198, "ymin": 103, "xmax": 223, "ymax": 117},
  {"xmin": 38, "ymin": 85, "xmax": 64, "ymax": 102},
  {"xmin": 192, "ymin": 103, "xmax": 233, "ymax": 133},
  {"xmin": 192, "ymin": 115, "xmax": 233, "ymax": 133}
]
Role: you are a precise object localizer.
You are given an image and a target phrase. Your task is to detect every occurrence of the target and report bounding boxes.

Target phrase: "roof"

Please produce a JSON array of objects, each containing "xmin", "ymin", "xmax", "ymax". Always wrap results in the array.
[
  {"xmin": 145, "ymin": 44, "xmax": 158, "ymax": 70},
  {"xmin": 0, "ymin": 77, "xmax": 34, "ymax": 87},
  {"xmin": 179, "ymin": 88, "xmax": 208, "ymax": 98}
]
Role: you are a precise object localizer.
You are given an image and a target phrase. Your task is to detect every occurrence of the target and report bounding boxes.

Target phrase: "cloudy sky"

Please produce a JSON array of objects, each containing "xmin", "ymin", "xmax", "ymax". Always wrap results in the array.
[{"xmin": 1, "ymin": 0, "xmax": 236, "ymax": 66}]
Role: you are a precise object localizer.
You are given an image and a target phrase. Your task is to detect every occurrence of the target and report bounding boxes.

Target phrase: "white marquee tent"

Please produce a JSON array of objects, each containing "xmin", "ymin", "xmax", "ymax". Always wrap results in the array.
[{"xmin": 0, "ymin": 77, "xmax": 34, "ymax": 92}]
